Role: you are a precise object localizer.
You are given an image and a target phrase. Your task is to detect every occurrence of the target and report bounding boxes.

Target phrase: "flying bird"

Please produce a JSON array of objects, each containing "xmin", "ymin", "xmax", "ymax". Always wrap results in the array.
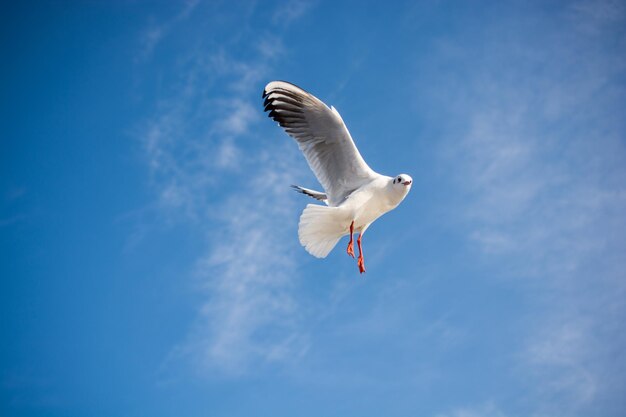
[{"xmin": 262, "ymin": 81, "xmax": 412, "ymax": 274}]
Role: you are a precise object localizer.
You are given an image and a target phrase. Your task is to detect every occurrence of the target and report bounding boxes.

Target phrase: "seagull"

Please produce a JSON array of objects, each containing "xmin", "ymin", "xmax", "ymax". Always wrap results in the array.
[{"xmin": 262, "ymin": 81, "xmax": 412, "ymax": 274}]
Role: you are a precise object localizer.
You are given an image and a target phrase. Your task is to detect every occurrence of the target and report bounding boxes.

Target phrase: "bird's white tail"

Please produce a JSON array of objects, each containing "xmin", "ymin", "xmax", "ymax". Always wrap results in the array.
[{"xmin": 298, "ymin": 204, "xmax": 347, "ymax": 258}]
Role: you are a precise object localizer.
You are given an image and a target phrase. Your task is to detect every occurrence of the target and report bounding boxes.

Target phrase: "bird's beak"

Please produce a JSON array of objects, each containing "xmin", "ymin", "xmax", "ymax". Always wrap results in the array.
[{"xmin": 403, "ymin": 180, "xmax": 412, "ymax": 186}]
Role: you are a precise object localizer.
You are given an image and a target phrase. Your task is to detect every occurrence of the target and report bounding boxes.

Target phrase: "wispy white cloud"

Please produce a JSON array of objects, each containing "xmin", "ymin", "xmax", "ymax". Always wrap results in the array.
[
  {"xmin": 136, "ymin": 0, "xmax": 200, "ymax": 62},
  {"xmin": 0, "ymin": 214, "xmax": 28, "ymax": 228},
  {"xmin": 524, "ymin": 316, "xmax": 598, "ymax": 412},
  {"xmin": 436, "ymin": 402, "xmax": 509, "ymax": 417},
  {"xmin": 176, "ymin": 148, "xmax": 309, "ymax": 374},
  {"xmin": 136, "ymin": 0, "xmax": 200, "ymax": 61},
  {"xmin": 0, "ymin": 187, "xmax": 28, "ymax": 227},
  {"xmin": 215, "ymin": 99, "xmax": 259, "ymax": 136},
  {"xmin": 272, "ymin": 0, "xmax": 314, "ymax": 26},
  {"xmin": 422, "ymin": 3, "xmax": 626, "ymax": 415},
  {"xmin": 256, "ymin": 35, "xmax": 285, "ymax": 60},
  {"xmin": 135, "ymin": 2, "xmax": 314, "ymax": 376},
  {"xmin": 569, "ymin": 0, "xmax": 625, "ymax": 34},
  {"xmin": 214, "ymin": 138, "xmax": 240, "ymax": 170},
  {"xmin": 453, "ymin": 74, "xmax": 626, "ymax": 415},
  {"xmin": 4, "ymin": 187, "xmax": 26, "ymax": 201}
]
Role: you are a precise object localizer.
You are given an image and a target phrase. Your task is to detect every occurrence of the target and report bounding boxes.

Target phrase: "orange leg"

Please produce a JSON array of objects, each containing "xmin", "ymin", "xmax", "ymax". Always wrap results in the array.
[
  {"xmin": 346, "ymin": 221, "xmax": 355, "ymax": 258},
  {"xmin": 357, "ymin": 234, "xmax": 366, "ymax": 274}
]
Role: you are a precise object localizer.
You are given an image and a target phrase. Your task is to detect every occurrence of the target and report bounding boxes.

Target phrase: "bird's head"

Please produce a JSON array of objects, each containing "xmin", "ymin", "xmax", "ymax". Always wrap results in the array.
[{"xmin": 391, "ymin": 174, "xmax": 413, "ymax": 192}]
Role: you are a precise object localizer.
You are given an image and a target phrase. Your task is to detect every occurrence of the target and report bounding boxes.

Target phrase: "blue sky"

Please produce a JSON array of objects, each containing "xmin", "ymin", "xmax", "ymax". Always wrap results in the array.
[{"xmin": 2, "ymin": 1, "xmax": 625, "ymax": 416}]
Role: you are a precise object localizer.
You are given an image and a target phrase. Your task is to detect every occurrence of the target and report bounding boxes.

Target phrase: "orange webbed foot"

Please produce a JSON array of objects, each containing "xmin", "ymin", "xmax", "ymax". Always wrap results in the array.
[
  {"xmin": 346, "ymin": 220, "xmax": 355, "ymax": 258},
  {"xmin": 357, "ymin": 233, "xmax": 366, "ymax": 274},
  {"xmin": 357, "ymin": 256, "xmax": 366, "ymax": 274},
  {"xmin": 347, "ymin": 242, "xmax": 355, "ymax": 258}
]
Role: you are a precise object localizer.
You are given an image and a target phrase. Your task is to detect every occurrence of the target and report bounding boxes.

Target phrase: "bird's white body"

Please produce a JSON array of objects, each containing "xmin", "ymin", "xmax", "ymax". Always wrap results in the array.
[
  {"xmin": 340, "ymin": 176, "xmax": 410, "ymax": 233},
  {"xmin": 263, "ymin": 81, "xmax": 412, "ymax": 272},
  {"xmin": 297, "ymin": 174, "xmax": 412, "ymax": 259}
]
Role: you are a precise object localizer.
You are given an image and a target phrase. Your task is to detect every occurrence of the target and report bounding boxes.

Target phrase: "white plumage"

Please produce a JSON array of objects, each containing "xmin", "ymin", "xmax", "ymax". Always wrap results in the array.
[{"xmin": 263, "ymin": 81, "xmax": 412, "ymax": 273}]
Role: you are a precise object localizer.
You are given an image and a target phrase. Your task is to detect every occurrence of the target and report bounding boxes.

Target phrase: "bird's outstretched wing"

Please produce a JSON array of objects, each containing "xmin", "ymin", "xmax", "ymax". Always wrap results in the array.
[
  {"xmin": 291, "ymin": 185, "xmax": 328, "ymax": 204},
  {"xmin": 263, "ymin": 81, "xmax": 378, "ymax": 206}
]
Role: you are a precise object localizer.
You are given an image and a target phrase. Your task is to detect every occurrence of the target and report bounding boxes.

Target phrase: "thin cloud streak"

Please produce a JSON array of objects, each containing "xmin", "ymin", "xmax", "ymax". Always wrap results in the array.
[
  {"xmin": 136, "ymin": 0, "xmax": 200, "ymax": 62},
  {"xmin": 436, "ymin": 402, "xmax": 509, "ymax": 417},
  {"xmin": 423, "ymin": 3, "xmax": 626, "ymax": 415},
  {"xmin": 135, "ymin": 2, "xmax": 312, "ymax": 375},
  {"xmin": 185, "ymin": 149, "xmax": 309, "ymax": 374},
  {"xmin": 272, "ymin": 0, "xmax": 314, "ymax": 26}
]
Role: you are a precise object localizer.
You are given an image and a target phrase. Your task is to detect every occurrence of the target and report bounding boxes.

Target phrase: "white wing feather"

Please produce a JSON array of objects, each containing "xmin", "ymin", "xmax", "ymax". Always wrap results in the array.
[{"xmin": 263, "ymin": 81, "xmax": 379, "ymax": 206}]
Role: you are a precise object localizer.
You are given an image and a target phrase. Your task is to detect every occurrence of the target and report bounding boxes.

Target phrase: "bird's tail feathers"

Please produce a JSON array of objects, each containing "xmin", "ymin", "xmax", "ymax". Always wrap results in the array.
[{"xmin": 298, "ymin": 204, "xmax": 346, "ymax": 258}]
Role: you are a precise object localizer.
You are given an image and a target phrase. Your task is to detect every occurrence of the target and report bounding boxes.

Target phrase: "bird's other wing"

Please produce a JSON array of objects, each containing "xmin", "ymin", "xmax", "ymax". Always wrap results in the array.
[
  {"xmin": 263, "ymin": 81, "xmax": 379, "ymax": 206},
  {"xmin": 291, "ymin": 185, "xmax": 328, "ymax": 205}
]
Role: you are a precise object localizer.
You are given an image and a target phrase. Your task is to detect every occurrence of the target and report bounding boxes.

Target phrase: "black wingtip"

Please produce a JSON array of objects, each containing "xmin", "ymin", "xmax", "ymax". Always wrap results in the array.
[{"xmin": 262, "ymin": 80, "xmax": 310, "ymax": 99}]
